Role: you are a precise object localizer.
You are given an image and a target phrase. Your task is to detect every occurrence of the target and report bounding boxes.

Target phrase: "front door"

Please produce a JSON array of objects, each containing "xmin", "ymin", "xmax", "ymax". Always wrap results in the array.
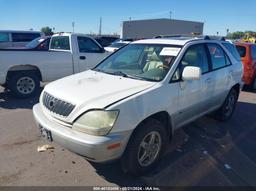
[
  {"xmin": 172, "ymin": 43, "xmax": 211, "ymax": 128},
  {"xmin": 77, "ymin": 36, "xmax": 108, "ymax": 72}
]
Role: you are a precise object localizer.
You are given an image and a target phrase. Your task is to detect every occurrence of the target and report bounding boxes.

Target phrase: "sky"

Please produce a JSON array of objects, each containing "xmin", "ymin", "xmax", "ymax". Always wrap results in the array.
[{"xmin": 0, "ymin": 0, "xmax": 255, "ymax": 36}]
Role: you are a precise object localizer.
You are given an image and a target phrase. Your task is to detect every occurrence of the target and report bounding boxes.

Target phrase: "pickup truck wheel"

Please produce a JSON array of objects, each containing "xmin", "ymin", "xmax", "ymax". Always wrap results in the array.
[
  {"xmin": 121, "ymin": 118, "xmax": 167, "ymax": 175},
  {"xmin": 215, "ymin": 88, "xmax": 238, "ymax": 121},
  {"xmin": 8, "ymin": 71, "xmax": 40, "ymax": 98}
]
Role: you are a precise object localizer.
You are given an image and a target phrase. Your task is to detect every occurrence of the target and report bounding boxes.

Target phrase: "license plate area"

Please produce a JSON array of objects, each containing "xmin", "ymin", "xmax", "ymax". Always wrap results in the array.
[{"xmin": 39, "ymin": 125, "xmax": 53, "ymax": 142}]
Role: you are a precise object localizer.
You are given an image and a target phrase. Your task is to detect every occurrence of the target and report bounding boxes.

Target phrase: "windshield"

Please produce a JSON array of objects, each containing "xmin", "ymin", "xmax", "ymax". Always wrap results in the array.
[
  {"xmin": 25, "ymin": 37, "xmax": 46, "ymax": 48},
  {"xmin": 94, "ymin": 44, "xmax": 180, "ymax": 82}
]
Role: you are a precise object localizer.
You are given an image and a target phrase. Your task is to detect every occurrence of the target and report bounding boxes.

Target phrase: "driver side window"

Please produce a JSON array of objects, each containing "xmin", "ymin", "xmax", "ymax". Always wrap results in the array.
[{"xmin": 172, "ymin": 44, "xmax": 209, "ymax": 81}]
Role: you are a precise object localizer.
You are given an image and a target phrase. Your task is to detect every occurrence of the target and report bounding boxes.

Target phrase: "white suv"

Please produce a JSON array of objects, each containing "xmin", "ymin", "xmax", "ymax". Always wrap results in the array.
[{"xmin": 33, "ymin": 36, "xmax": 243, "ymax": 175}]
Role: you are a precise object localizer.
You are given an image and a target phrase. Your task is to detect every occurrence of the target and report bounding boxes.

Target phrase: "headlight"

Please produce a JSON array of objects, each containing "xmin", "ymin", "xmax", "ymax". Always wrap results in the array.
[{"xmin": 72, "ymin": 110, "xmax": 119, "ymax": 136}]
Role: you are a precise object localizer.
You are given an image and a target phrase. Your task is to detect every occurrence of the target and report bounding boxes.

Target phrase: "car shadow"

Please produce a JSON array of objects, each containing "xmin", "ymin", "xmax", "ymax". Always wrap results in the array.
[
  {"xmin": 0, "ymin": 87, "xmax": 42, "ymax": 110},
  {"xmin": 90, "ymin": 101, "xmax": 256, "ymax": 187}
]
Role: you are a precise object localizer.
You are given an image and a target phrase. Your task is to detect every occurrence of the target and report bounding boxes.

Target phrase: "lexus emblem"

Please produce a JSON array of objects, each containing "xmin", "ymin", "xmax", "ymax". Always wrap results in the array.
[{"xmin": 49, "ymin": 99, "xmax": 56, "ymax": 108}]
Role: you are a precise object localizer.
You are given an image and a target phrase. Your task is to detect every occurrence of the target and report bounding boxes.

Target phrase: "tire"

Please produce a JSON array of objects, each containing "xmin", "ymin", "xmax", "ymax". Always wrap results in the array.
[
  {"xmin": 7, "ymin": 71, "xmax": 40, "ymax": 98},
  {"xmin": 214, "ymin": 88, "xmax": 238, "ymax": 121},
  {"xmin": 121, "ymin": 118, "xmax": 167, "ymax": 175}
]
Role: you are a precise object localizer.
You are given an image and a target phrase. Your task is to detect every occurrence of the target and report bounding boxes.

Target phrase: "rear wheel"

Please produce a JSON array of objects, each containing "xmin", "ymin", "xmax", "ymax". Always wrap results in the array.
[
  {"xmin": 8, "ymin": 71, "xmax": 40, "ymax": 98},
  {"xmin": 214, "ymin": 88, "xmax": 238, "ymax": 121},
  {"xmin": 121, "ymin": 118, "xmax": 167, "ymax": 175}
]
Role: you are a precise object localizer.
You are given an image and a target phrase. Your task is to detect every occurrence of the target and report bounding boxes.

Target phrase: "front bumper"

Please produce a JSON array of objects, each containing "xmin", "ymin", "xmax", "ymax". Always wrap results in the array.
[{"xmin": 33, "ymin": 104, "xmax": 131, "ymax": 162}]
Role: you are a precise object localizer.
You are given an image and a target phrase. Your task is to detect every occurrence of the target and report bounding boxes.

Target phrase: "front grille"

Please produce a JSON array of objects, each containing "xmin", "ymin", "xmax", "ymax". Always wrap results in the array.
[{"xmin": 42, "ymin": 92, "xmax": 75, "ymax": 117}]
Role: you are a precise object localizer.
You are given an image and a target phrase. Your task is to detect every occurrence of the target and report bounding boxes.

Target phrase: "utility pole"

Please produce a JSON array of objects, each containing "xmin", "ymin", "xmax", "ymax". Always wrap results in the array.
[
  {"xmin": 99, "ymin": 17, "xmax": 102, "ymax": 36},
  {"xmin": 72, "ymin": 22, "xmax": 75, "ymax": 33},
  {"xmin": 169, "ymin": 11, "xmax": 172, "ymax": 19}
]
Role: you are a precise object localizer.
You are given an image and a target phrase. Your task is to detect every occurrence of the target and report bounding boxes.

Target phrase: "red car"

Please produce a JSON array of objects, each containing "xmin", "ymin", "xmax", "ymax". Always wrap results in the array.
[{"xmin": 235, "ymin": 42, "xmax": 256, "ymax": 89}]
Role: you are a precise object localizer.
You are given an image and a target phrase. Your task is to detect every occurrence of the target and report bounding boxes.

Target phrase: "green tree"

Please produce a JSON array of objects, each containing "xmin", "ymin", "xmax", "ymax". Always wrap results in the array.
[
  {"xmin": 226, "ymin": 31, "xmax": 244, "ymax": 39},
  {"xmin": 41, "ymin": 27, "xmax": 54, "ymax": 36}
]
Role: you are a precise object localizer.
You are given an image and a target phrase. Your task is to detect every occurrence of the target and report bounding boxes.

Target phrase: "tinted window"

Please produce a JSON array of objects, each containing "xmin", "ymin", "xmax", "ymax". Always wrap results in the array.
[
  {"xmin": 207, "ymin": 44, "xmax": 227, "ymax": 70},
  {"xmin": 78, "ymin": 37, "xmax": 101, "ymax": 53},
  {"xmin": 0, "ymin": 32, "xmax": 9, "ymax": 42},
  {"xmin": 251, "ymin": 45, "xmax": 256, "ymax": 60},
  {"xmin": 222, "ymin": 42, "xmax": 241, "ymax": 61},
  {"xmin": 50, "ymin": 36, "xmax": 70, "ymax": 50},
  {"xmin": 12, "ymin": 33, "xmax": 41, "ymax": 42},
  {"xmin": 236, "ymin": 45, "xmax": 246, "ymax": 57}
]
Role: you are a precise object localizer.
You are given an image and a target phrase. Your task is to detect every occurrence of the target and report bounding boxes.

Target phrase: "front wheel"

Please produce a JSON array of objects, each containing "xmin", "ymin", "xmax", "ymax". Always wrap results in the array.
[
  {"xmin": 121, "ymin": 118, "xmax": 167, "ymax": 175},
  {"xmin": 8, "ymin": 71, "xmax": 40, "ymax": 98},
  {"xmin": 215, "ymin": 88, "xmax": 238, "ymax": 121}
]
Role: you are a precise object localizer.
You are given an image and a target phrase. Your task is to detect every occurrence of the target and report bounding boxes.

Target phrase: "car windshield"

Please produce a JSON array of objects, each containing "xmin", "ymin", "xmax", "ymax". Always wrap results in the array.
[
  {"xmin": 26, "ymin": 37, "xmax": 46, "ymax": 48},
  {"xmin": 94, "ymin": 44, "xmax": 180, "ymax": 82}
]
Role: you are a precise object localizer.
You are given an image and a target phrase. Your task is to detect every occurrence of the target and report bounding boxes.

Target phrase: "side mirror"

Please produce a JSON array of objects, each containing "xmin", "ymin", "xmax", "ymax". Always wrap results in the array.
[{"xmin": 182, "ymin": 66, "xmax": 201, "ymax": 81}]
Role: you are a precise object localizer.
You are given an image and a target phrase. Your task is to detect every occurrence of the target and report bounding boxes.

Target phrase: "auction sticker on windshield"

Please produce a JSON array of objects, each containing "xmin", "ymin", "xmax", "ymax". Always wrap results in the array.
[{"xmin": 160, "ymin": 47, "xmax": 181, "ymax": 56}]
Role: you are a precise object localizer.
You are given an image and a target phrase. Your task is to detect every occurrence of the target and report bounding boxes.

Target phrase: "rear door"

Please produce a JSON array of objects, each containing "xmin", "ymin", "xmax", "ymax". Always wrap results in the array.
[
  {"xmin": 206, "ymin": 43, "xmax": 231, "ymax": 106},
  {"xmin": 76, "ymin": 36, "xmax": 108, "ymax": 72}
]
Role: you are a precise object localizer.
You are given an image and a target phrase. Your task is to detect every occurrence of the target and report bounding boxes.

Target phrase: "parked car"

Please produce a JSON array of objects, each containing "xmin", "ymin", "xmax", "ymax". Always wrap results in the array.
[
  {"xmin": 5, "ymin": 36, "xmax": 51, "ymax": 50},
  {"xmin": 0, "ymin": 33, "xmax": 110, "ymax": 98},
  {"xmin": 25, "ymin": 36, "xmax": 51, "ymax": 50},
  {"xmin": 33, "ymin": 36, "xmax": 243, "ymax": 175},
  {"xmin": 104, "ymin": 40, "xmax": 131, "ymax": 52},
  {"xmin": 94, "ymin": 36, "xmax": 119, "ymax": 47},
  {"xmin": 0, "ymin": 30, "xmax": 44, "ymax": 48},
  {"xmin": 235, "ymin": 42, "xmax": 256, "ymax": 89}
]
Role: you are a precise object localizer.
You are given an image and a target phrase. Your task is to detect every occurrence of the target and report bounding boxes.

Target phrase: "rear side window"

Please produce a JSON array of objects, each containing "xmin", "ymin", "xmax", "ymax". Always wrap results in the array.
[
  {"xmin": 222, "ymin": 42, "xmax": 241, "ymax": 61},
  {"xmin": 12, "ymin": 33, "xmax": 41, "ymax": 42},
  {"xmin": 251, "ymin": 45, "xmax": 256, "ymax": 60},
  {"xmin": 50, "ymin": 36, "xmax": 70, "ymax": 50},
  {"xmin": 236, "ymin": 45, "xmax": 246, "ymax": 58},
  {"xmin": 0, "ymin": 32, "xmax": 9, "ymax": 42},
  {"xmin": 77, "ymin": 37, "xmax": 101, "ymax": 53},
  {"xmin": 207, "ymin": 44, "xmax": 227, "ymax": 70}
]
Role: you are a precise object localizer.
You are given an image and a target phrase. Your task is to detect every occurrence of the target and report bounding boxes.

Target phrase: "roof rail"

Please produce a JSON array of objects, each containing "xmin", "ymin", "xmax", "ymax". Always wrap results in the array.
[{"xmin": 154, "ymin": 34, "xmax": 226, "ymax": 41}]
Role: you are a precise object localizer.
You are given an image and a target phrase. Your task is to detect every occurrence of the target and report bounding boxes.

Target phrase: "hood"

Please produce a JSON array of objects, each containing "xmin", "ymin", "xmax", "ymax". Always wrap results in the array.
[{"xmin": 43, "ymin": 70, "xmax": 155, "ymax": 121}]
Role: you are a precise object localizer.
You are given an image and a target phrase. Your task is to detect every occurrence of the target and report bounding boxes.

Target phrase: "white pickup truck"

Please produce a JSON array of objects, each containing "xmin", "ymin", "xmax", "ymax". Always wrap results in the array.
[{"xmin": 0, "ymin": 33, "xmax": 110, "ymax": 98}]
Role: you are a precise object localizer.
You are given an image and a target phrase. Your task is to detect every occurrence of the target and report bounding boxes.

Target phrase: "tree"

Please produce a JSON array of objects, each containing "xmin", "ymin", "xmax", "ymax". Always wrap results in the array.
[
  {"xmin": 226, "ymin": 31, "xmax": 244, "ymax": 39},
  {"xmin": 41, "ymin": 27, "xmax": 54, "ymax": 36}
]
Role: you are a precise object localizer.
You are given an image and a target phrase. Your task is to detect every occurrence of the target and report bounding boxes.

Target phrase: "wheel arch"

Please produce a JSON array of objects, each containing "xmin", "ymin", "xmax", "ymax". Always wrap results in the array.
[
  {"xmin": 6, "ymin": 65, "xmax": 42, "ymax": 83},
  {"xmin": 232, "ymin": 83, "xmax": 240, "ymax": 99},
  {"xmin": 133, "ymin": 111, "xmax": 173, "ymax": 141}
]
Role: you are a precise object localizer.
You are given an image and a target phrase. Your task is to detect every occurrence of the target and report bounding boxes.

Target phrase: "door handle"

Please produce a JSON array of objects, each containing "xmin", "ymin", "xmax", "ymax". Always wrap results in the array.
[{"xmin": 80, "ymin": 56, "xmax": 86, "ymax": 60}]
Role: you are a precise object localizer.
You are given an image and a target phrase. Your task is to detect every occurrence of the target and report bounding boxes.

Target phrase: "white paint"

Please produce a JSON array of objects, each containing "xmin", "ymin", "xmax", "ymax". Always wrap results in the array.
[{"xmin": 160, "ymin": 47, "xmax": 181, "ymax": 56}]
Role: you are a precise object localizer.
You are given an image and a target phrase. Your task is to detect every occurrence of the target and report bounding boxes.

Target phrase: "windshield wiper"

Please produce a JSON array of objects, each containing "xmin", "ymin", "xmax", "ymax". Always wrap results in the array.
[
  {"xmin": 112, "ymin": 71, "xmax": 154, "ymax": 81},
  {"xmin": 94, "ymin": 69, "xmax": 156, "ymax": 82}
]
